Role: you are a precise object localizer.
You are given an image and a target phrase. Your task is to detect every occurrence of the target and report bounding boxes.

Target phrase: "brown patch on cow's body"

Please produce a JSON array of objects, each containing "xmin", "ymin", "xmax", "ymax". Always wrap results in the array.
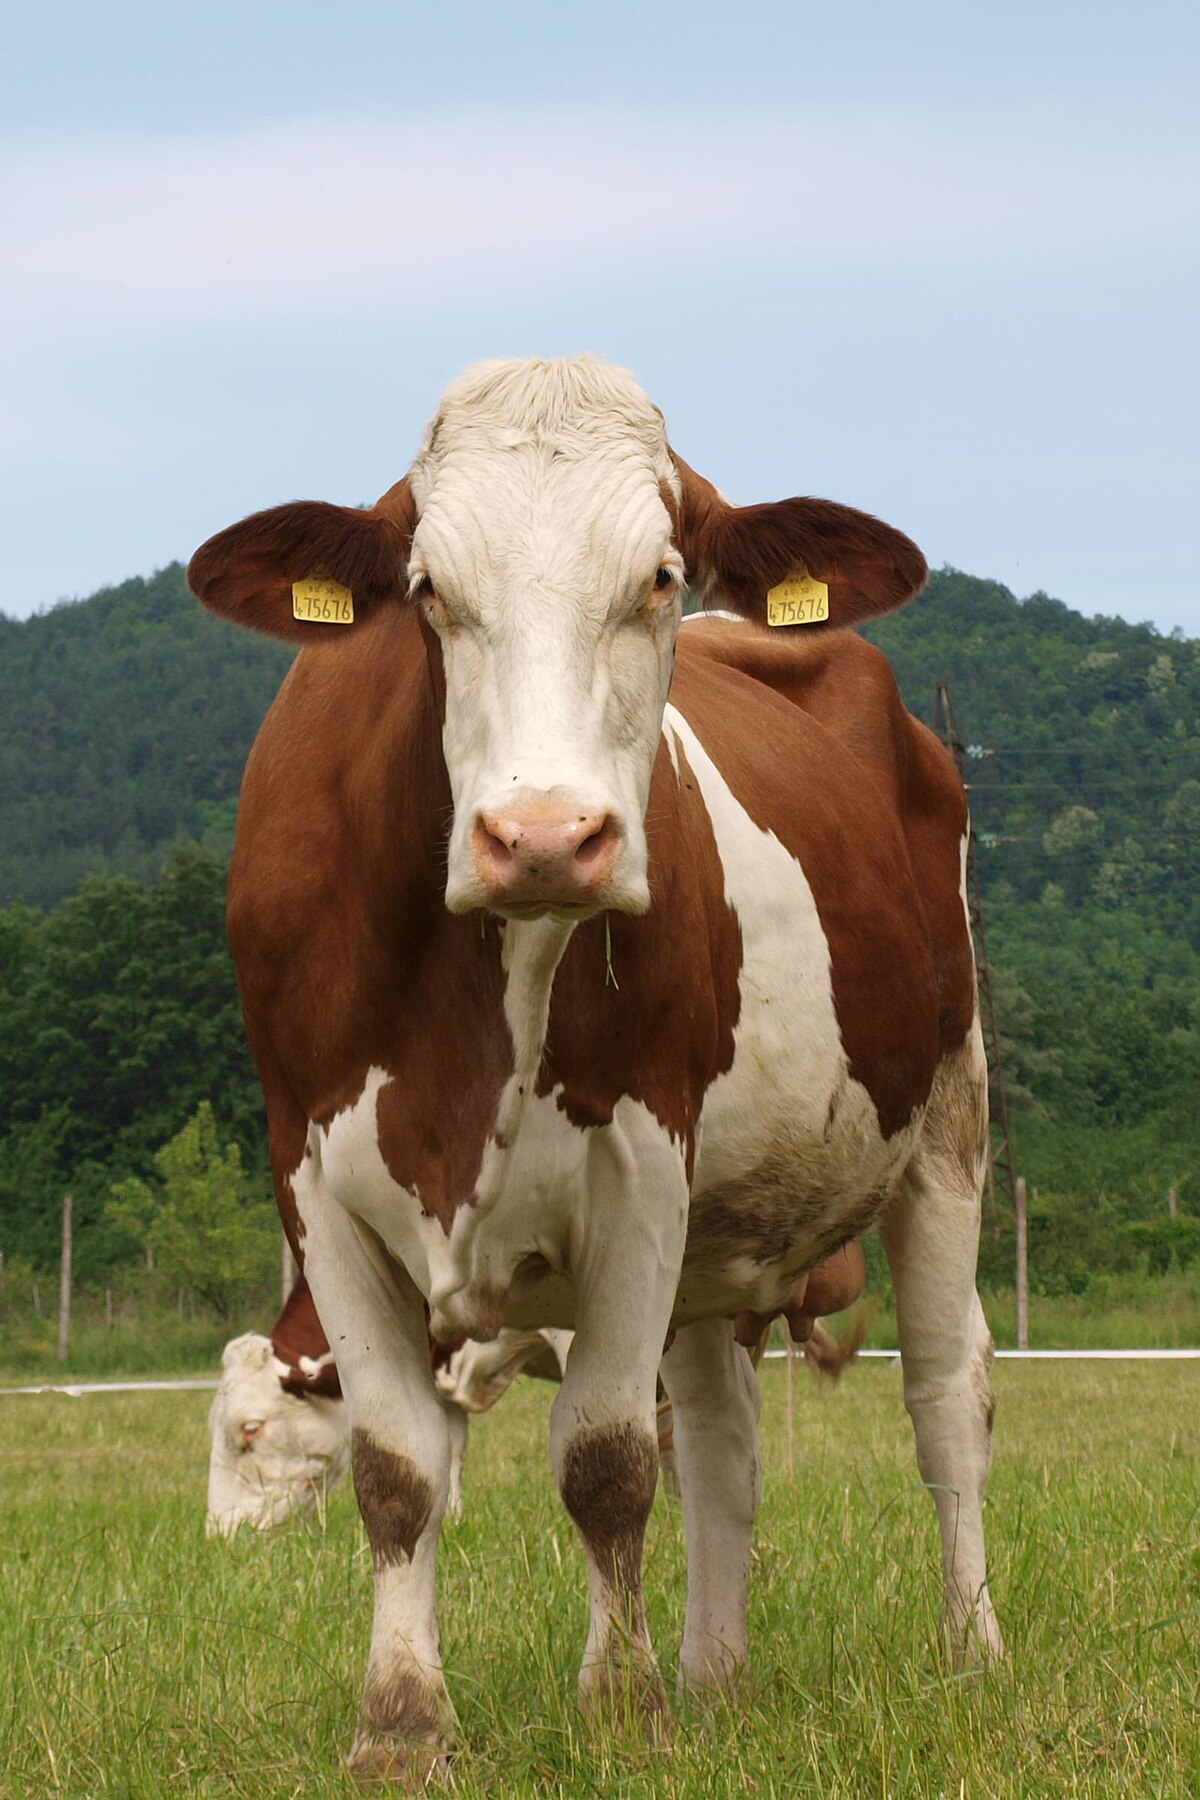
[
  {"xmin": 352, "ymin": 1428, "xmax": 434, "ymax": 1568},
  {"xmin": 272, "ymin": 1275, "xmax": 341, "ymax": 1398},
  {"xmin": 228, "ymin": 609, "xmax": 513, "ymax": 1235},
  {"xmin": 536, "ymin": 735, "xmax": 742, "ymax": 1176}
]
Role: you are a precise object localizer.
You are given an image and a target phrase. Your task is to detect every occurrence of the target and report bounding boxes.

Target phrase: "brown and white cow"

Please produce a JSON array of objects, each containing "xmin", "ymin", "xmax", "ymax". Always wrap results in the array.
[{"xmin": 189, "ymin": 357, "xmax": 1002, "ymax": 1779}]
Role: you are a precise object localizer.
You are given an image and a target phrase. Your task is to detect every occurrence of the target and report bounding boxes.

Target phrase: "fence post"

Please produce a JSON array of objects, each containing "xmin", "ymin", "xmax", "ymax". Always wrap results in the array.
[
  {"xmin": 784, "ymin": 1325, "xmax": 795, "ymax": 1476},
  {"xmin": 1168, "ymin": 1185, "xmax": 1178, "ymax": 1219},
  {"xmin": 58, "ymin": 1193, "xmax": 73, "ymax": 1364},
  {"xmin": 282, "ymin": 1233, "xmax": 296, "ymax": 1307},
  {"xmin": 1014, "ymin": 1176, "xmax": 1029, "ymax": 1351},
  {"xmin": 105, "ymin": 1288, "xmax": 114, "ymax": 1332}
]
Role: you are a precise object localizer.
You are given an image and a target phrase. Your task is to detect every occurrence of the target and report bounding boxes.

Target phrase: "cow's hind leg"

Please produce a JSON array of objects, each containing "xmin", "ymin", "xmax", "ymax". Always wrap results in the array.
[
  {"xmin": 659, "ymin": 1317, "xmax": 761, "ymax": 1695},
  {"xmin": 549, "ymin": 1125, "xmax": 687, "ymax": 1739},
  {"xmin": 881, "ymin": 1031, "xmax": 1005, "ymax": 1665},
  {"xmin": 292, "ymin": 1160, "xmax": 458, "ymax": 1783}
]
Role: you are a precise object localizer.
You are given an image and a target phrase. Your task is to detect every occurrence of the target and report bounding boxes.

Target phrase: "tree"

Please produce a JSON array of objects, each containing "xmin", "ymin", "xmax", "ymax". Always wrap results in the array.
[{"xmin": 106, "ymin": 1103, "xmax": 276, "ymax": 1318}]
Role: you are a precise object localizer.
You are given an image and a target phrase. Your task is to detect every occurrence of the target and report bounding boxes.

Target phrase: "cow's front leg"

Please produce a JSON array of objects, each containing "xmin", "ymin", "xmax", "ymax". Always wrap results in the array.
[
  {"xmin": 293, "ymin": 1174, "xmax": 457, "ymax": 1783},
  {"xmin": 659, "ymin": 1317, "xmax": 761, "ymax": 1695},
  {"xmin": 549, "ymin": 1123, "xmax": 687, "ymax": 1739}
]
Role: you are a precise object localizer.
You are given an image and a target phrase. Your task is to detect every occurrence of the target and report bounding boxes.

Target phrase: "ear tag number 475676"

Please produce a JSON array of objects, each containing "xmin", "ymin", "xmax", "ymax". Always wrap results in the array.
[
  {"xmin": 292, "ymin": 576, "xmax": 355, "ymax": 624},
  {"xmin": 766, "ymin": 573, "xmax": 829, "ymax": 627}
]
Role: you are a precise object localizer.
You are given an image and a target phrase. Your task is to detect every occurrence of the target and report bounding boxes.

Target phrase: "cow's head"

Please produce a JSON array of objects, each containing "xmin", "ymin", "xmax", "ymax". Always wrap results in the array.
[
  {"xmin": 205, "ymin": 1333, "xmax": 349, "ymax": 1536},
  {"xmin": 189, "ymin": 357, "xmax": 926, "ymax": 919}
]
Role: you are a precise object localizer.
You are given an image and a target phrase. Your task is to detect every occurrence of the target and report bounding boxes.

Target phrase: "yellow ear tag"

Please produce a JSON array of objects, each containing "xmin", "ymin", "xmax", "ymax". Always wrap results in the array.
[
  {"xmin": 291, "ymin": 576, "xmax": 355, "ymax": 625},
  {"xmin": 766, "ymin": 572, "xmax": 829, "ymax": 627}
]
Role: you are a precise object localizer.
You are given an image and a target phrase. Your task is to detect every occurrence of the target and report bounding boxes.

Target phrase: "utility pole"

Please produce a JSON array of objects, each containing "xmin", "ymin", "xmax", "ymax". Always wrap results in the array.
[{"xmin": 932, "ymin": 683, "xmax": 1018, "ymax": 1229}]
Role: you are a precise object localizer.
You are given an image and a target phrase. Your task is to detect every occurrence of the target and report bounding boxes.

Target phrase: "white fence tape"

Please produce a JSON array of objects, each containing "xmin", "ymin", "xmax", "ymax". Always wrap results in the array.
[
  {"xmin": 2, "ymin": 1348, "xmax": 1199, "ymax": 1398},
  {"xmin": 764, "ymin": 1347, "xmax": 1200, "ymax": 1362},
  {"xmin": 0, "ymin": 1378, "xmax": 220, "ymax": 1397}
]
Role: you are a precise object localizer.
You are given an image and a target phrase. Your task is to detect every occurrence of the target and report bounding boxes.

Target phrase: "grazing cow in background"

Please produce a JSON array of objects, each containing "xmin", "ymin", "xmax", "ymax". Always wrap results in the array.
[
  {"xmin": 206, "ymin": 1268, "xmax": 867, "ymax": 1533},
  {"xmin": 205, "ymin": 1275, "xmax": 575, "ymax": 1535},
  {"xmin": 189, "ymin": 356, "xmax": 1002, "ymax": 1780}
]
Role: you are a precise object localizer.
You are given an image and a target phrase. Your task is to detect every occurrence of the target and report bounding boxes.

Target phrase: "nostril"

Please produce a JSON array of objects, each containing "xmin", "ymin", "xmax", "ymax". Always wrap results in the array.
[
  {"xmin": 474, "ymin": 815, "xmax": 516, "ymax": 870},
  {"xmin": 574, "ymin": 816, "xmax": 618, "ymax": 869}
]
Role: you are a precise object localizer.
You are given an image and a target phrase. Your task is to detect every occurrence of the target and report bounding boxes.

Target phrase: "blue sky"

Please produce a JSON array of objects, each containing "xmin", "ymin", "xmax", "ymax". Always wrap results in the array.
[{"xmin": 4, "ymin": 0, "xmax": 1199, "ymax": 632}]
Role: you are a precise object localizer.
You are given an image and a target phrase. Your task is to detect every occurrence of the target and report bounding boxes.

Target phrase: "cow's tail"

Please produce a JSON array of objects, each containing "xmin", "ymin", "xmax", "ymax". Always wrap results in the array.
[{"xmin": 801, "ymin": 1300, "xmax": 876, "ymax": 1381}]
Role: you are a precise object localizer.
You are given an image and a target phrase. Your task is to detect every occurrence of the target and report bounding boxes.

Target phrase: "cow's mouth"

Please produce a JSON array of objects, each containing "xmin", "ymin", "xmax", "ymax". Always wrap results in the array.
[{"xmin": 487, "ymin": 901, "xmax": 597, "ymax": 924}]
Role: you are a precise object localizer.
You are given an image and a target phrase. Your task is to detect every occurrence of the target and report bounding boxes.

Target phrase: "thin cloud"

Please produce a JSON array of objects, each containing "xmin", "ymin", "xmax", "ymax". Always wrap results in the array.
[{"xmin": 6, "ymin": 101, "xmax": 1196, "ymax": 341}]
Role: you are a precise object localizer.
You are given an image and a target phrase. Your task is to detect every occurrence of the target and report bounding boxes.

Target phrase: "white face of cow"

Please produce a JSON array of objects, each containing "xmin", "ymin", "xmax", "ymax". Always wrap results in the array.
[
  {"xmin": 407, "ymin": 360, "xmax": 684, "ymax": 920},
  {"xmin": 205, "ymin": 1333, "xmax": 349, "ymax": 1536}
]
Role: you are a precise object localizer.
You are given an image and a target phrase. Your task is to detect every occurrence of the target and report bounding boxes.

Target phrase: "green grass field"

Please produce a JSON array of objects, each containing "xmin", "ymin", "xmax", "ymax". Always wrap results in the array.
[{"xmin": 2, "ymin": 1360, "xmax": 1198, "ymax": 1797}]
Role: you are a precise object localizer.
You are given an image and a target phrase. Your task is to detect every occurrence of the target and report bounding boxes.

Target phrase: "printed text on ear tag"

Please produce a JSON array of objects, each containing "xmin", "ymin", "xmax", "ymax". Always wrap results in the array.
[
  {"xmin": 766, "ymin": 573, "xmax": 829, "ymax": 627},
  {"xmin": 292, "ymin": 576, "xmax": 355, "ymax": 624}
]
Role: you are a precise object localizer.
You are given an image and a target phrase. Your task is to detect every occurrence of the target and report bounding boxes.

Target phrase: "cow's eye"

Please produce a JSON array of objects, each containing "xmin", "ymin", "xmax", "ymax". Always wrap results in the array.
[
  {"xmin": 413, "ymin": 574, "xmax": 435, "ymax": 600},
  {"xmin": 654, "ymin": 566, "xmax": 675, "ymax": 591}
]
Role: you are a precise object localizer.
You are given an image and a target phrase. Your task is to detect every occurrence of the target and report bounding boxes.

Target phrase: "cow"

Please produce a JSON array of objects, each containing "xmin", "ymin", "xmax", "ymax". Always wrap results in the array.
[
  {"xmin": 206, "ymin": 1269, "xmax": 866, "ymax": 1534},
  {"xmin": 206, "ymin": 1275, "xmax": 349, "ymax": 1534},
  {"xmin": 188, "ymin": 356, "xmax": 1002, "ymax": 1780}
]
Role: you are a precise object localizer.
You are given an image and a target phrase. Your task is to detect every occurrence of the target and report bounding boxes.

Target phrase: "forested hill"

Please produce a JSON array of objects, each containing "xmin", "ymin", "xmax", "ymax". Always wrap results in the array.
[
  {"xmin": 4, "ymin": 561, "xmax": 1198, "ymax": 921},
  {"xmin": 868, "ymin": 575, "xmax": 1200, "ymax": 939},
  {"xmin": 0, "ymin": 565, "xmax": 290, "ymax": 907}
]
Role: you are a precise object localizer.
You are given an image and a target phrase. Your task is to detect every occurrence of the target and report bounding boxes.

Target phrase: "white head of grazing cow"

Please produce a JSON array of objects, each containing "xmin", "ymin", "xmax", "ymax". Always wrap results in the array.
[
  {"xmin": 408, "ymin": 358, "xmax": 682, "ymax": 918},
  {"xmin": 205, "ymin": 1333, "xmax": 349, "ymax": 1536}
]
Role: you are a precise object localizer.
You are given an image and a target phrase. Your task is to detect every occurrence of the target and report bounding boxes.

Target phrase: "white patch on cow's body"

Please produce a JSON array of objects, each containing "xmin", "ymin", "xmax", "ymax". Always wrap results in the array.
[
  {"xmin": 958, "ymin": 828, "xmax": 973, "ymax": 943},
  {"xmin": 297, "ymin": 1350, "xmax": 336, "ymax": 1379},
  {"xmin": 663, "ymin": 703, "xmax": 920, "ymax": 1315},
  {"xmin": 662, "ymin": 713, "xmax": 681, "ymax": 776}
]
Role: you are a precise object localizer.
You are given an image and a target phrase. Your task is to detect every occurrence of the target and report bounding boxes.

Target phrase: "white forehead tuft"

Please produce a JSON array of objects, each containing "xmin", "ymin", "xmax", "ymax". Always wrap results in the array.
[{"xmin": 411, "ymin": 356, "xmax": 679, "ymax": 498}]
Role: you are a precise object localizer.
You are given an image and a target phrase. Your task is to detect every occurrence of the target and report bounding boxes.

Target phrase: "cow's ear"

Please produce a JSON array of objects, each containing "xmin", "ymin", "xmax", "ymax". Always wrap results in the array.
[
  {"xmin": 187, "ymin": 478, "xmax": 415, "ymax": 643},
  {"xmin": 669, "ymin": 453, "xmax": 926, "ymax": 629}
]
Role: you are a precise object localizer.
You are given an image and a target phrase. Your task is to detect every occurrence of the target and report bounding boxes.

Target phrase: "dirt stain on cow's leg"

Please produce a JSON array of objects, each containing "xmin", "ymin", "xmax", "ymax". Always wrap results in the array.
[
  {"xmin": 560, "ymin": 1422, "xmax": 670, "ymax": 1740},
  {"xmin": 352, "ymin": 1428, "xmax": 433, "ymax": 1567}
]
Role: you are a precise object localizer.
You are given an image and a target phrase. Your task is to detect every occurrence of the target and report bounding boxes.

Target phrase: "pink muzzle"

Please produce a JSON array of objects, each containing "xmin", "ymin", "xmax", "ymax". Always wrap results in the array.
[{"xmin": 472, "ymin": 806, "xmax": 620, "ymax": 908}]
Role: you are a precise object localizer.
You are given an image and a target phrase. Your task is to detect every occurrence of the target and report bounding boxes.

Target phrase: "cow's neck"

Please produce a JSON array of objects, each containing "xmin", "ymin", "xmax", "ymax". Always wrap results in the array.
[{"xmin": 488, "ymin": 916, "xmax": 576, "ymax": 1155}]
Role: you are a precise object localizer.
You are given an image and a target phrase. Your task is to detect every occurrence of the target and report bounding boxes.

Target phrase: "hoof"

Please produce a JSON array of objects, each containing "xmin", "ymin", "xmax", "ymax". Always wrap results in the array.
[
  {"xmin": 943, "ymin": 1605, "xmax": 1006, "ymax": 1670},
  {"xmin": 580, "ymin": 1660, "xmax": 672, "ymax": 1745},
  {"xmin": 677, "ymin": 1651, "xmax": 750, "ymax": 1704},
  {"xmin": 348, "ymin": 1728, "xmax": 454, "ymax": 1789}
]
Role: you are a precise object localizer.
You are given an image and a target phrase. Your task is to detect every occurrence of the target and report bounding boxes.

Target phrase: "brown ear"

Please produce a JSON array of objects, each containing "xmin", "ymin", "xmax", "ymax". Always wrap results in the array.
[
  {"xmin": 670, "ymin": 453, "xmax": 927, "ymax": 628},
  {"xmin": 187, "ymin": 478, "xmax": 415, "ymax": 643}
]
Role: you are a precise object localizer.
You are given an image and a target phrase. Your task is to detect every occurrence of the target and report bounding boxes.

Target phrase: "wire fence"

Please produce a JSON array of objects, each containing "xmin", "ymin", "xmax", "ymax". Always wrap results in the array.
[{"xmin": 3, "ymin": 1346, "xmax": 1200, "ymax": 1399}]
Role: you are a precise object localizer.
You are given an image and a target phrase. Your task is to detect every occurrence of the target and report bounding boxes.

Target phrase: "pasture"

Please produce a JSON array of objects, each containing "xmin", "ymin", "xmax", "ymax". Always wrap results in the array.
[{"xmin": 2, "ymin": 1361, "xmax": 1198, "ymax": 1798}]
